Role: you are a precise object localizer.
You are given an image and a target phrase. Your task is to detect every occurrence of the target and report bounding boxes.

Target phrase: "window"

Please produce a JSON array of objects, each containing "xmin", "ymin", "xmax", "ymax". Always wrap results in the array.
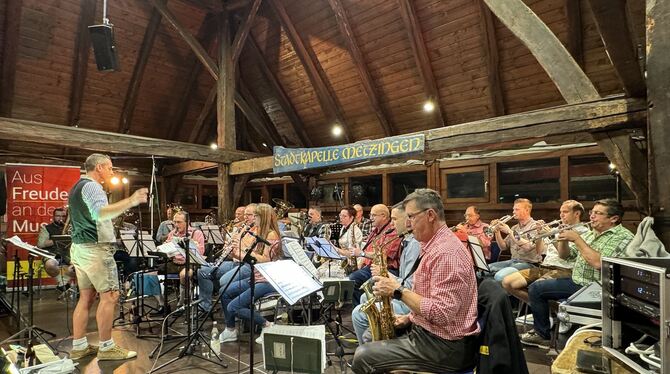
[
  {"xmin": 316, "ymin": 183, "xmax": 346, "ymax": 206},
  {"xmin": 268, "ymin": 185, "xmax": 285, "ymax": 201},
  {"xmin": 287, "ymin": 184, "xmax": 307, "ymax": 209},
  {"xmin": 174, "ymin": 184, "xmax": 197, "ymax": 209},
  {"xmin": 569, "ymin": 155, "xmax": 633, "ymax": 201},
  {"xmin": 441, "ymin": 166, "xmax": 489, "ymax": 203},
  {"xmin": 245, "ymin": 188, "xmax": 263, "ymax": 204},
  {"xmin": 349, "ymin": 176, "xmax": 382, "ymax": 206},
  {"xmin": 201, "ymin": 185, "xmax": 217, "ymax": 210},
  {"xmin": 390, "ymin": 171, "xmax": 427, "ymax": 204},
  {"xmin": 498, "ymin": 159, "xmax": 560, "ymax": 203}
]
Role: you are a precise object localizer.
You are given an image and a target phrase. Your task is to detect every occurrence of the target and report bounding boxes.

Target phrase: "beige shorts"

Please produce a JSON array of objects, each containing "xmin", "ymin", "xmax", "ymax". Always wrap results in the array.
[
  {"xmin": 70, "ymin": 242, "xmax": 119, "ymax": 293},
  {"xmin": 518, "ymin": 267, "xmax": 572, "ymax": 285}
]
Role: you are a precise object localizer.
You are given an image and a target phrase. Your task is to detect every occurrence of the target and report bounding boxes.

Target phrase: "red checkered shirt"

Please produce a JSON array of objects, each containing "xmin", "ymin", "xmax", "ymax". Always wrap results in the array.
[
  {"xmin": 410, "ymin": 224, "xmax": 480, "ymax": 340},
  {"xmin": 361, "ymin": 223, "xmax": 401, "ymax": 270}
]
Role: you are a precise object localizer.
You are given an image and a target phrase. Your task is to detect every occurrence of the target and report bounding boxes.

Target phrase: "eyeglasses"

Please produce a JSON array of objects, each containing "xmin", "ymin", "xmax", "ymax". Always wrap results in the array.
[
  {"xmin": 369, "ymin": 213, "xmax": 381, "ymax": 218},
  {"xmin": 407, "ymin": 208, "xmax": 429, "ymax": 221},
  {"xmin": 589, "ymin": 210, "xmax": 608, "ymax": 217},
  {"xmin": 244, "ymin": 213, "xmax": 254, "ymax": 216}
]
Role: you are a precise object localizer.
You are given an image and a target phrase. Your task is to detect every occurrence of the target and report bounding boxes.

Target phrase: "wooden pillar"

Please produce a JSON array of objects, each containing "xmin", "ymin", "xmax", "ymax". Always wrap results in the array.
[
  {"xmin": 217, "ymin": 10, "xmax": 236, "ymax": 221},
  {"xmin": 646, "ymin": 0, "xmax": 670, "ymax": 247}
]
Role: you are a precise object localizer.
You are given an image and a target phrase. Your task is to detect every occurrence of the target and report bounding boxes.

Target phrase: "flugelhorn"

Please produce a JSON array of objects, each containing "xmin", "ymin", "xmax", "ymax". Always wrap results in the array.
[
  {"xmin": 517, "ymin": 219, "xmax": 561, "ymax": 241},
  {"xmin": 533, "ymin": 221, "xmax": 593, "ymax": 242},
  {"xmin": 484, "ymin": 214, "xmax": 516, "ymax": 236}
]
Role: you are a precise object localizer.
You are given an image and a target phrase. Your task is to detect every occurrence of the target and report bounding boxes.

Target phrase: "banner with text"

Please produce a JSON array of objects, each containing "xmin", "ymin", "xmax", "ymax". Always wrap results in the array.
[
  {"xmin": 5, "ymin": 164, "xmax": 81, "ymax": 280},
  {"xmin": 273, "ymin": 134, "xmax": 425, "ymax": 173}
]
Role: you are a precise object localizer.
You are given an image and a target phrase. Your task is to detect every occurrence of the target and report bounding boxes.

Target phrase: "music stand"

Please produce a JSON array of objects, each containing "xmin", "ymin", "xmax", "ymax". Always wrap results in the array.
[
  {"xmin": 307, "ymin": 237, "xmax": 345, "ymax": 278},
  {"xmin": 199, "ymin": 225, "xmax": 225, "ymax": 245},
  {"xmin": 467, "ymin": 235, "xmax": 490, "ymax": 274},
  {"xmin": 262, "ymin": 325, "xmax": 326, "ymax": 374}
]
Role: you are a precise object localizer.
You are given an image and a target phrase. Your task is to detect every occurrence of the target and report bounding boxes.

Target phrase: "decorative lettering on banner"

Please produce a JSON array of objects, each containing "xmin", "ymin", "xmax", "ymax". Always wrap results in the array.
[
  {"xmin": 273, "ymin": 134, "xmax": 425, "ymax": 173},
  {"xmin": 5, "ymin": 164, "xmax": 81, "ymax": 281}
]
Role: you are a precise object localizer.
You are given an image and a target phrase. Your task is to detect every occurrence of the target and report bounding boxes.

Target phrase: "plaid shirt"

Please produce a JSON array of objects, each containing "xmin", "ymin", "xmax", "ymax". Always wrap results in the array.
[
  {"xmin": 464, "ymin": 220, "xmax": 491, "ymax": 260},
  {"xmin": 358, "ymin": 218, "xmax": 373, "ymax": 239},
  {"xmin": 411, "ymin": 224, "xmax": 480, "ymax": 340},
  {"xmin": 361, "ymin": 223, "xmax": 401, "ymax": 270},
  {"xmin": 569, "ymin": 224, "xmax": 634, "ymax": 285}
]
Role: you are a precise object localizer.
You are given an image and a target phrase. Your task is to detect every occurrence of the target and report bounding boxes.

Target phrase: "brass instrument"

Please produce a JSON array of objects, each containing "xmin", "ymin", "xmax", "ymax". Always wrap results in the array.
[
  {"xmin": 273, "ymin": 198, "xmax": 294, "ymax": 219},
  {"xmin": 484, "ymin": 214, "xmax": 516, "ymax": 236},
  {"xmin": 517, "ymin": 219, "xmax": 561, "ymax": 241},
  {"xmin": 450, "ymin": 221, "xmax": 466, "ymax": 232},
  {"xmin": 533, "ymin": 221, "xmax": 593, "ymax": 242},
  {"xmin": 359, "ymin": 235, "xmax": 401, "ymax": 341}
]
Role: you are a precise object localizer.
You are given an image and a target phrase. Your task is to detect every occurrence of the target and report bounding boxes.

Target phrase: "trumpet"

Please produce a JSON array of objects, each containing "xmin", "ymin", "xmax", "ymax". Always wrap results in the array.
[
  {"xmin": 533, "ymin": 221, "xmax": 593, "ymax": 242},
  {"xmin": 449, "ymin": 221, "xmax": 466, "ymax": 232},
  {"xmin": 517, "ymin": 219, "xmax": 561, "ymax": 241},
  {"xmin": 484, "ymin": 214, "xmax": 516, "ymax": 236}
]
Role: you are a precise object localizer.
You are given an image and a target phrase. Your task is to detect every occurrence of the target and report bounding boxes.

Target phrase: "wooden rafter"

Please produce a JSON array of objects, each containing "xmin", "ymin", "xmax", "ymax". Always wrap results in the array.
[
  {"xmin": 247, "ymin": 36, "xmax": 311, "ymax": 147},
  {"xmin": 188, "ymin": 86, "xmax": 217, "ymax": 143},
  {"xmin": 237, "ymin": 79, "xmax": 281, "ymax": 146},
  {"xmin": 232, "ymin": 0, "xmax": 262, "ymax": 64},
  {"xmin": 67, "ymin": 0, "xmax": 97, "ymax": 126},
  {"xmin": 118, "ymin": 6, "xmax": 163, "ymax": 134},
  {"xmin": 0, "ymin": 0, "xmax": 22, "ymax": 116},
  {"xmin": 565, "ymin": 0, "xmax": 583, "ymax": 67},
  {"xmin": 327, "ymin": 0, "xmax": 394, "ymax": 137},
  {"xmin": 398, "ymin": 0, "xmax": 445, "ymax": 127},
  {"xmin": 217, "ymin": 9, "xmax": 236, "ymax": 151},
  {"xmin": 483, "ymin": 0, "xmax": 599, "ymax": 104},
  {"xmin": 477, "ymin": 1, "xmax": 505, "ymax": 117},
  {"xmin": 0, "ymin": 117, "xmax": 260, "ymax": 162},
  {"xmin": 587, "ymin": 0, "xmax": 645, "ymax": 97},
  {"xmin": 228, "ymin": 97, "xmax": 645, "ymax": 175},
  {"xmin": 268, "ymin": 0, "xmax": 352, "ymax": 143}
]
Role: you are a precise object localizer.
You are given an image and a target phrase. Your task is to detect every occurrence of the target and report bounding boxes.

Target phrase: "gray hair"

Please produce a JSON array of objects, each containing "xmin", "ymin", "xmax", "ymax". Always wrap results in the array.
[
  {"xmin": 594, "ymin": 198, "xmax": 625, "ymax": 224},
  {"xmin": 309, "ymin": 206, "xmax": 322, "ymax": 215},
  {"xmin": 402, "ymin": 188, "xmax": 445, "ymax": 221},
  {"xmin": 84, "ymin": 153, "xmax": 111, "ymax": 172}
]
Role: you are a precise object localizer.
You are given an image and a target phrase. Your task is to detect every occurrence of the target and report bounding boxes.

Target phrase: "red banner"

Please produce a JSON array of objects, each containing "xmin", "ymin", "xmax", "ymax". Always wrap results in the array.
[{"xmin": 5, "ymin": 164, "xmax": 81, "ymax": 280}]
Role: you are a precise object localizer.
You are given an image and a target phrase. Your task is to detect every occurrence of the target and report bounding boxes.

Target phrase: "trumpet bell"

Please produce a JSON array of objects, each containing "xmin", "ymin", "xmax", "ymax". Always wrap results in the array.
[{"xmin": 272, "ymin": 198, "xmax": 294, "ymax": 218}]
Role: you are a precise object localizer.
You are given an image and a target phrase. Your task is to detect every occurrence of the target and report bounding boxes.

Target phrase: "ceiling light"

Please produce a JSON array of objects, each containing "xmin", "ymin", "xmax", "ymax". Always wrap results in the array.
[
  {"xmin": 423, "ymin": 101, "xmax": 435, "ymax": 112},
  {"xmin": 210, "ymin": 143, "xmax": 218, "ymax": 150},
  {"xmin": 110, "ymin": 176, "xmax": 120, "ymax": 185},
  {"xmin": 121, "ymin": 177, "xmax": 129, "ymax": 184},
  {"xmin": 332, "ymin": 125, "xmax": 343, "ymax": 136},
  {"xmin": 608, "ymin": 163, "xmax": 616, "ymax": 171},
  {"xmin": 262, "ymin": 142, "xmax": 268, "ymax": 148}
]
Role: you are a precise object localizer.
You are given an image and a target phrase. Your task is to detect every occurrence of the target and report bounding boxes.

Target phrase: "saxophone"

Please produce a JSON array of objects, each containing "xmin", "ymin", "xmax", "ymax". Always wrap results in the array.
[{"xmin": 359, "ymin": 234, "xmax": 400, "ymax": 341}]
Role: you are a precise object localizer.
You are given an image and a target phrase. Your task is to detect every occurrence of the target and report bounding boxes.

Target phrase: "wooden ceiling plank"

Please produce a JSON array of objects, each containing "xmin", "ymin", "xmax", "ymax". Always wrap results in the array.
[
  {"xmin": 587, "ymin": 0, "xmax": 646, "ymax": 97},
  {"xmin": 327, "ymin": 0, "xmax": 394, "ymax": 137},
  {"xmin": 483, "ymin": 0, "xmax": 600, "ymax": 104},
  {"xmin": 0, "ymin": 0, "xmax": 22, "ymax": 116},
  {"xmin": 225, "ymin": 0, "xmax": 250, "ymax": 11},
  {"xmin": 232, "ymin": 0, "xmax": 262, "ymax": 64},
  {"xmin": 188, "ymin": 85, "xmax": 218, "ymax": 143},
  {"xmin": 477, "ymin": 0, "xmax": 505, "ymax": 117},
  {"xmin": 247, "ymin": 36, "xmax": 312, "ymax": 147},
  {"xmin": 0, "ymin": 117, "xmax": 261, "ymax": 163},
  {"xmin": 565, "ymin": 0, "xmax": 583, "ymax": 67},
  {"xmin": 398, "ymin": 0, "xmax": 446, "ymax": 127},
  {"xmin": 163, "ymin": 160, "xmax": 217, "ymax": 176},
  {"xmin": 268, "ymin": 0, "xmax": 352, "ymax": 143},
  {"xmin": 67, "ymin": 0, "xmax": 97, "ymax": 127},
  {"xmin": 118, "ymin": 6, "xmax": 163, "ymax": 134},
  {"xmin": 237, "ymin": 79, "xmax": 282, "ymax": 146}
]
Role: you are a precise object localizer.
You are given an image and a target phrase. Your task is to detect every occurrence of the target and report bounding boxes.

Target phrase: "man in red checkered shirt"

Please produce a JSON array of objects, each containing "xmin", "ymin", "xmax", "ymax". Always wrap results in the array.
[{"xmin": 352, "ymin": 189, "xmax": 480, "ymax": 373}]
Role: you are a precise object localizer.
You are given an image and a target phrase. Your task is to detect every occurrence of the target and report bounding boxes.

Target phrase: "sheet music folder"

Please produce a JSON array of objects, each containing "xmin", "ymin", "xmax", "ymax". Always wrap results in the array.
[
  {"xmin": 262, "ymin": 324, "xmax": 326, "ymax": 374},
  {"xmin": 256, "ymin": 260, "xmax": 322, "ymax": 305},
  {"xmin": 305, "ymin": 237, "xmax": 343, "ymax": 260},
  {"xmin": 3, "ymin": 235, "xmax": 56, "ymax": 260}
]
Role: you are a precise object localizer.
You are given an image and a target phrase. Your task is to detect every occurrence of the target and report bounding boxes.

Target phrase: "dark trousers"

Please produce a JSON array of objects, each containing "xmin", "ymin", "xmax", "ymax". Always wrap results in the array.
[
  {"xmin": 528, "ymin": 277, "xmax": 582, "ymax": 338},
  {"xmin": 351, "ymin": 325, "xmax": 478, "ymax": 374}
]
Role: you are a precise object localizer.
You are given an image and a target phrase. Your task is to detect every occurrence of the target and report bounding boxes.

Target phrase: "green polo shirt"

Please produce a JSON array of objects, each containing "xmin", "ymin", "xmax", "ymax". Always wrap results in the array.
[{"xmin": 570, "ymin": 224, "xmax": 634, "ymax": 286}]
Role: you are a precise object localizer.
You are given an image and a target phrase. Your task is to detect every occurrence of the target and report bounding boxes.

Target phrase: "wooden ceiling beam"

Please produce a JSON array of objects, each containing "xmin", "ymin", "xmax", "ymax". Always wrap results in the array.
[
  {"xmin": 247, "ymin": 36, "xmax": 311, "ymax": 147},
  {"xmin": 268, "ymin": 0, "xmax": 352, "ymax": 143},
  {"xmin": 484, "ymin": 0, "xmax": 599, "ymax": 104},
  {"xmin": 67, "ymin": 0, "xmax": 97, "ymax": 127},
  {"xmin": 228, "ymin": 97, "xmax": 646, "ymax": 175},
  {"xmin": 0, "ymin": 0, "xmax": 22, "ymax": 116},
  {"xmin": 477, "ymin": 1, "xmax": 505, "ymax": 117},
  {"xmin": 0, "ymin": 117, "xmax": 261, "ymax": 163},
  {"xmin": 328, "ymin": 0, "xmax": 394, "ymax": 137},
  {"xmin": 587, "ymin": 0, "xmax": 646, "ymax": 97},
  {"xmin": 398, "ymin": 0, "xmax": 445, "ymax": 127},
  {"xmin": 217, "ymin": 9, "xmax": 236, "ymax": 153},
  {"xmin": 232, "ymin": 0, "xmax": 262, "ymax": 64},
  {"xmin": 118, "ymin": 6, "xmax": 163, "ymax": 134},
  {"xmin": 189, "ymin": 86, "xmax": 218, "ymax": 143},
  {"xmin": 225, "ymin": 0, "xmax": 250, "ymax": 11},
  {"xmin": 163, "ymin": 160, "xmax": 217, "ymax": 176},
  {"xmin": 565, "ymin": 0, "xmax": 583, "ymax": 67}
]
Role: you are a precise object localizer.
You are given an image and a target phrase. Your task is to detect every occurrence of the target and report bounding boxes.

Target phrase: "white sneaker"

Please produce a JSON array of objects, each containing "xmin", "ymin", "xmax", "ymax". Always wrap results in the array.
[
  {"xmin": 219, "ymin": 329, "xmax": 238, "ymax": 343},
  {"xmin": 255, "ymin": 322, "xmax": 274, "ymax": 344},
  {"xmin": 559, "ymin": 321, "xmax": 572, "ymax": 333}
]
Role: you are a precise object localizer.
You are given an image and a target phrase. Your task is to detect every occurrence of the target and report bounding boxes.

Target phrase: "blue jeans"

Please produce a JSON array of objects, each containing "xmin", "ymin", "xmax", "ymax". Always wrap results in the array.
[
  {"xmin": 528, "ymin": 277, "xmax": 582, "ymax": 338},
  {"xmin": 227, "ymin": 281, "xmax": 277, "ymax": 328},
  {"xmin": 349, "ymin": 266, "xmax": 372, "ymax": 306},
  {"xmin": 197, "ymin": 261, "xmax": 251, "ymax": 311},
  {"xmin": 488, "ymin": 259, "xmax": 535, "ymax": 282},
  {"xmin": 352, "ymin": 293, "xmax": 411, "ymax": 344}
]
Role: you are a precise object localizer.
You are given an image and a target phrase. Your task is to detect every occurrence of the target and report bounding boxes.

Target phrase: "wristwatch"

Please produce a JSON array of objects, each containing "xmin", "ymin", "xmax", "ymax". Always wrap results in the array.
[{"xmin": 393, "ymin": 285, "xmax": 406, "ymax": 300}]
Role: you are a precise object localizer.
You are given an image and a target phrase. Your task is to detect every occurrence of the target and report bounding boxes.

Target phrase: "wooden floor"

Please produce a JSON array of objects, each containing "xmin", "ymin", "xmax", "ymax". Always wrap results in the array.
[{"xmin": 0, "ymin": 288, "xmax": 554, "ymax": 373}]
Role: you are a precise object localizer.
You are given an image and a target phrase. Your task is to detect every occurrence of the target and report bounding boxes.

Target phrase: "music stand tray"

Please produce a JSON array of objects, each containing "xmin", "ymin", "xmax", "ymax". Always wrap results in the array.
[
  {"xmin": 320, "ymin": 279, "xmax": 354, "ymax": 304},
  {"xmin": 120, "ymin": 231, "xmax": 159, "ymax": 258}
]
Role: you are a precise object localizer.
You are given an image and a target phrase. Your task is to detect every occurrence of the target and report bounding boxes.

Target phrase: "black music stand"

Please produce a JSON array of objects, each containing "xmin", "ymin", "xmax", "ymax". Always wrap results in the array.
[{"xmin": 466, "ymin": 235, "xmax": 490, "ymax": 275}]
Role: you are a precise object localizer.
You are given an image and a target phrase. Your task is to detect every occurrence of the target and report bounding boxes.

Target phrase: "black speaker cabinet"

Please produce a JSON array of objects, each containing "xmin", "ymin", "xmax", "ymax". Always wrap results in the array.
[{"xmin": 88, "ymin": 24, "xmax": 119, "ymax": 71}]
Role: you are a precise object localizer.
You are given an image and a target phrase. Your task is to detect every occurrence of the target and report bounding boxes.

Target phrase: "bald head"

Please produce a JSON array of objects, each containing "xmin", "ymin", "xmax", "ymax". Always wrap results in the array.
[{"xmin": 370, "ymin": 204, "xmax": 390, "ymax": 228}]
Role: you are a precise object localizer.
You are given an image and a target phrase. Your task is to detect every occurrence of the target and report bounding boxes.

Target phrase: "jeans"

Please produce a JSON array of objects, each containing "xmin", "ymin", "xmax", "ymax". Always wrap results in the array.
[
  {"xmin": 352, "ymin": 293, "xmax": 411, "ymax": 344},
  {"xmin": 352, "ymin": 325, "xmax": 478, "ymax": 374},
  {"xmin": 227, "ymin": 281, "xmax": 277, "ymax": 328},
  {"xmin": 488, "ymin": 259, "xmax": 535, "ymax": 282},
  {"xmin": 197, "ymin": 261, "xmax": 251, "ymax": 311},
  {"xmin": 349, "ymin": 266, "xmax": 372, "ymax": 306},
  {"xmin": 528, "ymin": 277, "xmax": 582, "ymax": 338}
]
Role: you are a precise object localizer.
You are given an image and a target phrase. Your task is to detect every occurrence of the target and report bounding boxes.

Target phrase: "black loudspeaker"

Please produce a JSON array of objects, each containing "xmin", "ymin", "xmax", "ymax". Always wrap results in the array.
[{"xmin": 88, "ymin": 24, "xmax": 119, "ymax": 71}]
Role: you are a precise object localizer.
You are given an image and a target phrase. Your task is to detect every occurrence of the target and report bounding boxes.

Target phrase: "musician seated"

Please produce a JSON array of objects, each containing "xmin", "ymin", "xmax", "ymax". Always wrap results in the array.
[
  {"xmin": 488, "ymin": 198, "xmax": 543, "ymax": 282},
  {"xmin": 354, "ymin": 204, "xmax": 373, "ymax": 238},
  {"xmin": 501, "ymin": 200, "xmax": 586, "ymax": 303},
  {"xmin": 455, "ymin": 206, "xmax": 492, "ymax": 260},
  {"xmin": 219, "ymin": 203, "xmax": 281, "ymax": 344},
  {"xmin": 351, "ymin": 206, "xmax": 419, "ymax": 344},
  {"xmin": 37, "ymin": 208, "xmax": 76, "ymax": 289},
  {"xmin": 346, "ymin": 204, "xmax": 401, "ymax": 307},
  {"xmin": 155, "ymin": 204, "xmax": 179, "ymax": 243},
  {"xmin": 302, "ymin": 206, "xmax": 330, "ymax": 239},
  {"xmin": 197, "ymin": 205, "xmax": 250, "ymax": 312},
  {"xmin": 165, "ymin": 210, "xmax": 205, "ymax": 307},
  {"xmin": 520, "ymin": 199, "xmax": 633, "ymax": 349},
  {"xmin": 352, "ymin": 189, "xmax": 479, "ymax": 373},
  {"xmin": 322, "ymin": 207, "xmax": 363, "ymax": 279}
]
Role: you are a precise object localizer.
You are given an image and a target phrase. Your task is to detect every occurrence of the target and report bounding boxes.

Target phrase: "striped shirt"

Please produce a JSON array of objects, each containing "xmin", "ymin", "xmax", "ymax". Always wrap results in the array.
[
  {"xmin": 411, "ymin": 224, "xmax": 480, "ymax": 340},
  {"xmin": 569, "ymin": 224, "xmax": 634, "ymax": 285}
]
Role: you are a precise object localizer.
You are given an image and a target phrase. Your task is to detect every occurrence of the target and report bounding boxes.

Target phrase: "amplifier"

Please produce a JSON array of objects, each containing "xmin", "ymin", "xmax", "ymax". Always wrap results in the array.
[{"xmin": 602, "ymin": 257, "xmax": 670, "ymax": 374}]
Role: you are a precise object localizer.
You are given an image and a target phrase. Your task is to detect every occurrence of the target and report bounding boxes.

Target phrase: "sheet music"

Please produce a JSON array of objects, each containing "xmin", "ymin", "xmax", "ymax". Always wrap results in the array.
[
  {"xmin": 306, "ymin": 237, "xmax": 344, "ymax": 260},
  {"xmin": 156, "ymin": 242, "xmax": 181, "ymax": 257},
  {"xmin": 467, "ymin": 235, "xmax": 489, "ymax": 272},
  {"xmin": 284, "ymin": 241, "xmax": 319, "ymax": 279},
  {"xmin": 175, "ymin": 246, "xmax": 209, "ymax": 266},
  {"xmin": 256, "ymin": 260, "xmax": 322, "ymax": 305},
  {"xmin": 262, "ymin": 324, "xmax": 327, "ymax": 372},
  {"xmin": 4, "ymin": 235, "xmax": 56, "ymax": 260}
]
